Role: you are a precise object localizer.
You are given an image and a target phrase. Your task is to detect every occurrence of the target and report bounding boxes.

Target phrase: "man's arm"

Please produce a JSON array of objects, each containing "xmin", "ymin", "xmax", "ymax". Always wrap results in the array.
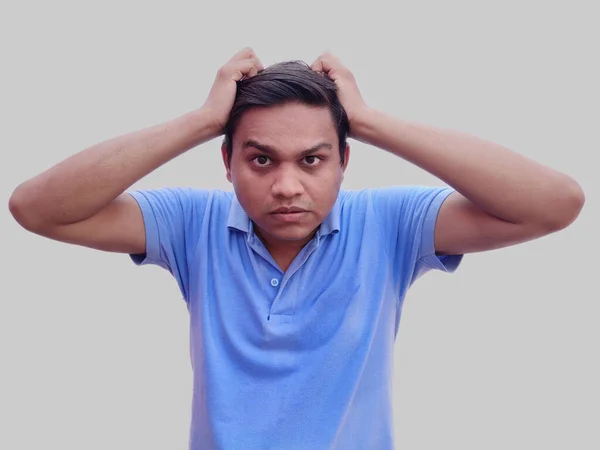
[
  {"xmin": 312, "ymin": 53, "xmax": 585, "ymax": 255},
  {"xmin": 8, "ymin": 47, "xmax": 263, "ymax": 254},
  {"xmin": 9, "ymin": 109, "xmax": 216, "ymax": 254},
  {"xmin": 353, "ymin": 112, "xmax": 585, "ymax": 255}
]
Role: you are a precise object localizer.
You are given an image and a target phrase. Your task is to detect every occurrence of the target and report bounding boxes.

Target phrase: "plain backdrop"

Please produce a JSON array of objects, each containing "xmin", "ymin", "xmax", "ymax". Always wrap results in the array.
[{"xmin": 1, "ymin": 0, "xmax": 598, "ymax": 449}]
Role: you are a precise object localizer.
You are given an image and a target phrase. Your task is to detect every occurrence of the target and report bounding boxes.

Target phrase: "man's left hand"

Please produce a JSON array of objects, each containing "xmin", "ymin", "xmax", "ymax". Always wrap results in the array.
[{"xmin": 311, "ymin": 52, "xmax": 370, "ymax": 138}]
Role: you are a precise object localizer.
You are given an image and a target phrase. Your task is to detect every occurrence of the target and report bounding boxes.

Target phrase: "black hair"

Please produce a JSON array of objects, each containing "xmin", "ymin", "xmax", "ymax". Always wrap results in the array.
[{"xmin": 223, "ymin": 61, "xmax": 349, "ymax": 164}]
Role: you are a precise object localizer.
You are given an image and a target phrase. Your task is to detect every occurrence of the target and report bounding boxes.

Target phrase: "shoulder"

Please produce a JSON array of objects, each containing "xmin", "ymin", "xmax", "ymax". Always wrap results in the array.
[
  {"xmin": 337, "ymin": 185, "xmax": 454, "ymax": 238},
  {"xmin": 339, "ymin": 185, "xmax": 451, "ymax": 211}
]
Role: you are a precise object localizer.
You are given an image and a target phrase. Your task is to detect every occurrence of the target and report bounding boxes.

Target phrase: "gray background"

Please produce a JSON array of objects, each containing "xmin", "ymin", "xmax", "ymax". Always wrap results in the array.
[{"xmin": 1, "ymin": 0, "xmax": 598, "ymax": 448}]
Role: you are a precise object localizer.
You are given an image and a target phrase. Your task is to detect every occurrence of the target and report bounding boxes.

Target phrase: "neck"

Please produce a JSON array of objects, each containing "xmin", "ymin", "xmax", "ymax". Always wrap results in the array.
[{"xmin": 253, "ymin": 224, "xmax": 317, "ymax": 271}]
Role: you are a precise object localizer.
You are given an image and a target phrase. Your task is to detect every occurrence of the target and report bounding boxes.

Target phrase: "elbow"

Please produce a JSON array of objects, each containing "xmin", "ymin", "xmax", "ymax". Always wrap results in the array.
[
  {"xmin": 8, "ymin": 185, "xmax": 42, "ymax": 232},
  {"xmin": 8, "ymin": 186, "xmax": 29, "ymax": 229},
  {"xmin": 542, "ymin": 179, "xmax": 585, "ymax": 232}
]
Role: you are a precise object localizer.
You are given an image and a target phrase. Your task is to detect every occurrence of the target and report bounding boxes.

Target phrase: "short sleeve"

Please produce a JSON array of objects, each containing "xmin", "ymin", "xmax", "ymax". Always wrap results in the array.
[
  {"xmin": 127, "ymin": 187, "xmax": 211, "ymax": 301},
  {"xmin": 370, "ymin": 185, "xmax": 463, "ymax": 289}
]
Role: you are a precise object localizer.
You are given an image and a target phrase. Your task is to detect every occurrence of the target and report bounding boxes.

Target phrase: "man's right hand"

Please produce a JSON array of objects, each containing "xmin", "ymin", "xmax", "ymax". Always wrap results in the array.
[{"xmin": 202, "ymin": 47, "xmax": 264, "ymax": 136}]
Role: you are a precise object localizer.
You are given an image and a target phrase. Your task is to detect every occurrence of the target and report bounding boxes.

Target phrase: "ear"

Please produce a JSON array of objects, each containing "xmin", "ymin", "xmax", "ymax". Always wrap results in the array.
[
  {"xmin": 341, "ymin": 144, "xmax": 350, "ymax": 173},
  {"xmin": 221, "ymin": 142, "xmax": 232, "ymax": 183}
]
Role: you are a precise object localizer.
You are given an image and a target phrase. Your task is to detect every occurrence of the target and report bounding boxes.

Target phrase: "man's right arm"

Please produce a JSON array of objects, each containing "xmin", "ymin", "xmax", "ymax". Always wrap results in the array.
[
  {"xmin": 8, "ymin": 47, "xmax": 263, "ymax": 255},
  {"xmin": 8, "ymin": 108, "xmax": 218, "ymax": 254}
]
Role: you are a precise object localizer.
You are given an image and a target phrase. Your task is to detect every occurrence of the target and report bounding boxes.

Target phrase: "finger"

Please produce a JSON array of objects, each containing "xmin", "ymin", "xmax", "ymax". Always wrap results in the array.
[
  {"xmin": 231, "ymin": 57, "xmax": 263, "ymax": 81},
  {"xmin": 311, "ymin": 59, "xmax": 323, "ymax": 72},
  {"xmin": 311, "ymin": 52, "xmax": 338, "ymax": 73},
  {"xmin": 245, "ymin": 64, "xmax": 259, "ymax": 79},
  {"xmin": 310, "ymin": 53, "xmax": 328, "ymax": 72},
  {"xmin": 229, "ymin": 46, "xmax": 256, "ymax": 63},
  {"xmin": 311, "ymin": 58, "xmax": 336, "ymax": 80},
  {"xmin": 254, "ymin": 56, "xmax": 265, "ymax": 72},
  {"xmin": 245, "ymin": 56, "xmax": 264, "ymax": 78}
]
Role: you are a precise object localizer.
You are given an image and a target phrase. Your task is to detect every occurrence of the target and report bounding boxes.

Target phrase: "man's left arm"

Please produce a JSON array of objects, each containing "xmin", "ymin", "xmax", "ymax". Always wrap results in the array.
[{"xmin": 312, "ymin": 53, "xmax": 585, "ymax": 255}]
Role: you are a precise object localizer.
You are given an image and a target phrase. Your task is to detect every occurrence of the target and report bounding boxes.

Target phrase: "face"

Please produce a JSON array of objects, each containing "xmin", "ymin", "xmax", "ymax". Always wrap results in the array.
[{"xmin": 222, "ymin": 102, "xmax": 349, "ymax": 253}]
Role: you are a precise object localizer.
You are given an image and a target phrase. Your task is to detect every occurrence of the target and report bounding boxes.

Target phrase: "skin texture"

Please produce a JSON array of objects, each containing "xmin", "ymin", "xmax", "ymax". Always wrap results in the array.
[{"xmin": 221, "ymin": 102, "xmax": 349, "ymax": 270}]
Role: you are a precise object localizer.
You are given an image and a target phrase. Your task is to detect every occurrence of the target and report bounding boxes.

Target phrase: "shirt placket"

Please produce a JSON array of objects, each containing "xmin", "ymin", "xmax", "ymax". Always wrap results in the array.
[{"xmin": 246, "ymin": 232, "xmax": 321, "ymax": 321}]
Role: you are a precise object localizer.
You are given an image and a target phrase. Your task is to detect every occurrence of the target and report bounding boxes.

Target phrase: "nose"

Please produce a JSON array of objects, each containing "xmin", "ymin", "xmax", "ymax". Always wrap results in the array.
[{"xmin": 271, "ymin": 167, "xmax": 305, "ymax": 198}]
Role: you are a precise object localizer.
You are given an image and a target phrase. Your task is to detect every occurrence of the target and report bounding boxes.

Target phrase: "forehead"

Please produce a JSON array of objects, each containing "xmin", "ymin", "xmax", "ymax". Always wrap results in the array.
[{"xmin": 233, "ymin": 102, "xmax": 338, "ymax": 148}]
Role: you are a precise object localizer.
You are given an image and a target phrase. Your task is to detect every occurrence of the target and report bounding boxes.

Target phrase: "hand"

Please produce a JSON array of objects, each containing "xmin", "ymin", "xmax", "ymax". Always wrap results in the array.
[
  {"xmin": 202, "ymin": 47, "xmax": 264, "ymax": 136},
  {"xmin": 311, "ymin": 52, "xmax": 370, "ymax": 138}
]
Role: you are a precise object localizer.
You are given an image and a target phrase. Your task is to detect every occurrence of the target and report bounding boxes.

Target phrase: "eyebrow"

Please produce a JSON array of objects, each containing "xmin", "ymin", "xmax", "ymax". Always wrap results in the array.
[{"xmin": 242, "ymin": 139, "xmax": 333, "ymax": 157}]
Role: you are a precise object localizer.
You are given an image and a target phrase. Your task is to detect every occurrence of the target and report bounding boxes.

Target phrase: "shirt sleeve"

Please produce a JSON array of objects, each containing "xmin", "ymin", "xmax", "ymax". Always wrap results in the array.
[
  {"xmin": 370, "ymin": 185, "xmax": 463, "ymax": 289},
  {"xmin": 127, "ymin": 187, "xmax": 211, "ymax": 301}
]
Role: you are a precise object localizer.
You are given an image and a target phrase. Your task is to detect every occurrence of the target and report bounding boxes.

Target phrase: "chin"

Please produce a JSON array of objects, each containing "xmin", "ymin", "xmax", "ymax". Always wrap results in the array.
[
  {"xmin": 257, "ymin": 221, "xmax": 318, "ymax": 243},
  {"xmin": 268, "ymin": 226, "xmax": 315, "ymax": 242}
]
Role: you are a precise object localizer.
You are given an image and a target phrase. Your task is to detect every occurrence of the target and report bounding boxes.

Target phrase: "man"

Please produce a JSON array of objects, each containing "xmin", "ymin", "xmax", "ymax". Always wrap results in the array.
[{"xmin": 9, "ymin": 47, "xmax": 584, "ymax": 449}]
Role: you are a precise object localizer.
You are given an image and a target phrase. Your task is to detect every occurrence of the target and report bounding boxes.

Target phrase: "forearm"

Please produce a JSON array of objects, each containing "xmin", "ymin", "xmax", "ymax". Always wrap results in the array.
[
  {"xmin": 354, "ymin": 108, "xmax": 584, "ymax": 227},
  {"xmin": 10, "ymin": 108, "xmax": 217, "ymax": 229}
]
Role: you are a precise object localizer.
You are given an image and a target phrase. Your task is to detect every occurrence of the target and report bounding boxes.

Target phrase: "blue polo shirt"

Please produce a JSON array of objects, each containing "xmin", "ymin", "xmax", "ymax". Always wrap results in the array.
[{"xmin": 128, "ymin": 185, "xmax": 462, "ymax": 449}]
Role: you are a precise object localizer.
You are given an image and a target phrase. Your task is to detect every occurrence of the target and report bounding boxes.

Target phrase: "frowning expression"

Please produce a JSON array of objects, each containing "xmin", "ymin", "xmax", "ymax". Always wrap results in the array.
[{"xmin": 222, "ymin": 102, "xmax": 349, "ymax": 251}]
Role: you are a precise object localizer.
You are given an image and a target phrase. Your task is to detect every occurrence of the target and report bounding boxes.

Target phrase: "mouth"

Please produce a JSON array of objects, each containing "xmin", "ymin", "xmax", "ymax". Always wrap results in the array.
[
  {"xmin": 270, "ymin": 206, "xmax": 307, "ymax": 214},
  {"xmin": 269, "ymin": 207, "xmax": 309, "ymax": 223}
]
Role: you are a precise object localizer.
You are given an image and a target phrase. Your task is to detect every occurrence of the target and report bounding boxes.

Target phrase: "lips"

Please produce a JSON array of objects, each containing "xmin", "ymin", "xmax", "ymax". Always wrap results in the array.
[
  {"xmin": 269, "ymin": 207, "xmax": 309, "ymax": 223},
  {"xmin": 270, "ymin": 206, "xmax": 307, "ymax": 214}
]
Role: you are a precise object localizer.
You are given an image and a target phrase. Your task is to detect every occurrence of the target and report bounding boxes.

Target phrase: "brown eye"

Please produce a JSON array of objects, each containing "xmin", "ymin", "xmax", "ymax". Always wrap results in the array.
[
  {"xmin": 304, "ymin": 156, "xmax": 321, "ymax": 166},
  {"xmin": 252, "ymin": 155, "xmax": 272, "ymax": 166}
]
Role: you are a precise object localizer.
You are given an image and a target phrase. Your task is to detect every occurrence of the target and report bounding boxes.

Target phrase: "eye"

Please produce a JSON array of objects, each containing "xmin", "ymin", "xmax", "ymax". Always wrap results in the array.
[
  {"xmin": 303, "ymin": 155, "xmax": 322, "ymax": 166},
  {"xmin": 251, "ymin": 155, "xmax": 272, "ymax": 167}
]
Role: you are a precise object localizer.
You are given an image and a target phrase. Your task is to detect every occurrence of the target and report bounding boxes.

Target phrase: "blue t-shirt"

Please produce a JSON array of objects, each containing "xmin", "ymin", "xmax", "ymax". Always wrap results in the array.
[{"xmin": 128, "ymin": 185, "xmax": 462, "ymax": 449}]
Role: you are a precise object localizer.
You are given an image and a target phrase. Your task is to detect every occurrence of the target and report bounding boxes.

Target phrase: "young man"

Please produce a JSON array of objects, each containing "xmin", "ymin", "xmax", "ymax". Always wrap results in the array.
[{"xmin": 9, "ymin": 47, "xmax": 584, "ymax": 449}]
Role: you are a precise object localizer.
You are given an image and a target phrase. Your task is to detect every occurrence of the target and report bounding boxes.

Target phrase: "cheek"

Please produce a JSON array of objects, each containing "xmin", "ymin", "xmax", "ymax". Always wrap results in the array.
[
  {"xmin": 311, "ymin": 169, "xmax": 343, "ymax": 194},
  {"xmin": 231, "ymin": 171, "xmax": 267, "ymax": 210},
  {"xmin": 231, "ymin": 163, "xmax": 260, "ymax": 187}
]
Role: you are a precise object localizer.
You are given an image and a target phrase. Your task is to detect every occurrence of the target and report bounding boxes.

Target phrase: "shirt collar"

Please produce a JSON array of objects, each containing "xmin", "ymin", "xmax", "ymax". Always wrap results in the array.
[{"xmin": 227, "ymin": 192, "xmax": 342, "ymax": 238}]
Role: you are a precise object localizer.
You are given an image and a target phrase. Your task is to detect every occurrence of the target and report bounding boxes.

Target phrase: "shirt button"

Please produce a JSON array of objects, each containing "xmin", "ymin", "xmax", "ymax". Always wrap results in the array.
[{"xmin": 270, "ymin": 278, "xmax": 279, "ymax": 287}]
